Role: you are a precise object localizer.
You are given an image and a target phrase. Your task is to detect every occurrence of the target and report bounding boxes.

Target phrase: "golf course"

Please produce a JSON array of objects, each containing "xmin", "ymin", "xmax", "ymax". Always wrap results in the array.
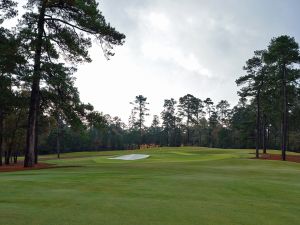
[
  {"xmin": 1, "ymin": 1, "xmax": 300, "ymax": 225},
  {"xmin": 1, "ymin": 147, "xmax": 300, "ymax": 225}
]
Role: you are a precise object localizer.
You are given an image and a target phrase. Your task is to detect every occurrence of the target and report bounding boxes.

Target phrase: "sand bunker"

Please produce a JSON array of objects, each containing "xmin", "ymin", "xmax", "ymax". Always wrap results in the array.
[{"xmin": 109, "ymin": 154, "xmax": 150, "ymax": 160}]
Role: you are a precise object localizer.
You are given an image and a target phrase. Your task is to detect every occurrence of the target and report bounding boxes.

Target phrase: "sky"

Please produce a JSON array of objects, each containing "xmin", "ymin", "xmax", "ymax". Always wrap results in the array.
[
  {"xmin": 4, "ymin": 0, "xmax": 300, "ymax": 125},
  {"xmin": 74, "ymin": 0, "xmax": 300, "ymax": 125}
]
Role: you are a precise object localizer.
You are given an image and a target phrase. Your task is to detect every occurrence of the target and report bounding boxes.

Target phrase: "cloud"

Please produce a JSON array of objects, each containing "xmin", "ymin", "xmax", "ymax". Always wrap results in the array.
[
  {"xmin": 148, "ymin": 12, "xmax": 170, "ymax": 31},
  {"xmin": 141, "ymin": 42, "xmax": 212, "ymax": 77},
  {"xmin": 130, "ymin": 8, "xmax": 213, "ymax": 77},
  {"xmin": 72, "ymin": 0, "xmax": 300, "ymax": 124}
]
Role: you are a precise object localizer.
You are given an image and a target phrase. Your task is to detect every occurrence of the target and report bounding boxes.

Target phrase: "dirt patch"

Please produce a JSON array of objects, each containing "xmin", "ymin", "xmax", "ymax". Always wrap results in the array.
[
  {"xmin": 257, "ymin": 153, "xmax": 300, "ymax": 163},
  {"xmin": 0, "ymin": 162, "xmax": 54, "ymax": 173}
]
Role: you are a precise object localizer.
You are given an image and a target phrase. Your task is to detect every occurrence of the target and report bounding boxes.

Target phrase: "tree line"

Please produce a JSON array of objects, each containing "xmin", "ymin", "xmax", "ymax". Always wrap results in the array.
[{"xmin": 0, "ymin": 1, "xmax": 299, "ymax": 167}]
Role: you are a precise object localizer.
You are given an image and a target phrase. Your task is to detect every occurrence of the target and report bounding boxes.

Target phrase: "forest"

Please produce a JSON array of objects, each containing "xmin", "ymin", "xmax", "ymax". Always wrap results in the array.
[{"xmin": 0, "ymin": 0, "xmax": 300, "ymax": 168}]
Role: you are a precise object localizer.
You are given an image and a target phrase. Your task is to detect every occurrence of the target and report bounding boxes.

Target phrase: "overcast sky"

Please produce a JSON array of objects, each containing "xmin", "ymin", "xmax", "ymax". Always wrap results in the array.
[
  {"xmin": 74, "ymin": 0, "xmax": 300, "ymax": 125},
  {"xmin": 6, "ymin": 0, "xmax": 300, "ymax": 125}
]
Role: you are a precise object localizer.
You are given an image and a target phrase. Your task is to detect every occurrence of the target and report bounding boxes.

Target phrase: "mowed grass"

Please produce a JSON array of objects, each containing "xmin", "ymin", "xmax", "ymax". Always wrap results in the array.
[{"xmin": 0, "ymin": 147, "xmax": 300, "ymax": 225}]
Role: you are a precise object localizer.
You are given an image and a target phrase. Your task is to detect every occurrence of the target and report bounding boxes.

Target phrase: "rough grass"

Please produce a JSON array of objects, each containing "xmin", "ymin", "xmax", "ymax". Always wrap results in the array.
[{"xmin": 0, "ymin": 147, "xmax": 300, "ymax": 225}]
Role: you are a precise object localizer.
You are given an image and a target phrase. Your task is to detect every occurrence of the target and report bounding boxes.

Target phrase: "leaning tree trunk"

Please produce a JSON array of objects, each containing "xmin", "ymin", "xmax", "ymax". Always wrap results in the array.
[
  {"xmin": 24, "ymin": 1, "xmax": 46, "ymax": 167},
  {"xmin": 281, "ymin": 65, "xmax": 288, "ymax": 161},
  {"xmin": 255, "ymin": 92, "xmax": 261, "ymax": 159}
]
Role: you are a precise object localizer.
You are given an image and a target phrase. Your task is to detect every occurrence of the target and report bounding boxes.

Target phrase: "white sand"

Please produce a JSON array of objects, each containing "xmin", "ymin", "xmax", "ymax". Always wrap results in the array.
[{"xmin": 109, "ymin": 154, "xmax": 150, "ymax": 160}]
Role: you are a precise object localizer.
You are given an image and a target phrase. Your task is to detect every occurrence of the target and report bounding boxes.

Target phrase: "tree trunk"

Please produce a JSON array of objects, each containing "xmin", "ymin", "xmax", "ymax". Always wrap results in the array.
[
  {"xmin": 199, "ymin": 130, "xmax": 202, "ymax": 146},
  {"xmin": 5, "ymin": 110, "xmax": 21, "ymax": 165},
  {"xmin": 173, "ymin": 129, "xmax": 177, "ymax": 147},
  {"xmin": 208, "ymin": 128, "xmax": 212, "ymax": 148},
  {"xmin": 138, "ymin": 117, "xmax": 142, "ymax": 148},
  {"xmin": 255, "ymin": 92, "xmax": 261, "ymax": 158},
  {"xmin": 5, "ymin": 140, "xmax": 13, "ymax": 165},
  {"xmin": 262, "ymin": 113, "xmax": 267, "ymax": 154},
  {"xmin": 56, "ymin": 114, "xmax": 60, "ymax": 159},
  {"xmin": 281, "ymin": 65, "xmax": 288, "ymax": 161},
  {"xmin": 13, "ymin": 144, "xmax": 19, "ymax": 164},
  {"xmin": 24, "ymin": 1, "xmax": 46, "ymax": 167},
  {"xmin": 0, "ymin": 110, "xmax": 3, "ymax": 166},
  {"xmin": 57, "ymin": 131, "xmax": 60, "ymax": 159},
  {"xmin": 186, "ymin": 121, "xmax": 190, "ymax": 146},
  {"xmin": 186, "ymin": 109, "xmax": 191, "ymax": 145},
  {"xmin": 167, "ymin": 130, "xmax": 170, "ymax": 146},
  {"xmin": 34, "ymin": 106, "xmax": 40, "ymax": 164},
  {"xmin": 287, "ymin": 120, "xmax": 289, "ymax": 151},
  {"xmin": 14, "ymin": 154, "xmax": 17, "ymax": 164},
  {"xmin": 267, "ymin": 126, "xmax": 270, "ymax": 150}
]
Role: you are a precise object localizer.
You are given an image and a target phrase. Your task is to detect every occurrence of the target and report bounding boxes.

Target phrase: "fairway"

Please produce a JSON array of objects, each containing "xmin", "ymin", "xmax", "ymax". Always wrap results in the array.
[{"xmin": 1, "ymin": 147, "xmax": 300, "ymax": 225}]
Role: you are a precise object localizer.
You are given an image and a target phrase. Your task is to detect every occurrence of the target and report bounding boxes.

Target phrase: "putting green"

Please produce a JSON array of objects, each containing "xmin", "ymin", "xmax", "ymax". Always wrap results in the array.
[{"xmin": 0, "ymin": 147, "xmax": 300, "ymax": 225}]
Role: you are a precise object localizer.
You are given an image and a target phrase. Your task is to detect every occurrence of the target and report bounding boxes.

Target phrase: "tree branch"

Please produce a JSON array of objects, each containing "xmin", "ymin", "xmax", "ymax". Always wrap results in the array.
[{"xmin": 44, "ymin": 18, "xmax": 97, "ymax": 35}]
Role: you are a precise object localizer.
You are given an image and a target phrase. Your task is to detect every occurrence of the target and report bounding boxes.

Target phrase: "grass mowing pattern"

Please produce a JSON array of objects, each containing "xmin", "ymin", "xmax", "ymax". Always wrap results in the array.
[{"xmin": 0, "ymin": 147, "xmax": 300, "ymax": 225}]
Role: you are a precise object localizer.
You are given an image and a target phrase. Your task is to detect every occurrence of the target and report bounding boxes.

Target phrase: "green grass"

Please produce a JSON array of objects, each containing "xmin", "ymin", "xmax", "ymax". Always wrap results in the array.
[{"xmin": 1, "ymin": 147, "xmax": 300, "ymax": 225}]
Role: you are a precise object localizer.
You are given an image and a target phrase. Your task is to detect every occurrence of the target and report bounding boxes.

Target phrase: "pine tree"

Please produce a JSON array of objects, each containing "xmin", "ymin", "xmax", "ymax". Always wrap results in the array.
[
  {"xmin": 264, "ymin": 36, "xmax": 300, "ymax": 160},
  {"xmin": 130, "ymin": 95, "xmax": 149, "ymax": 145},
  {"xmin": 18, "ymin": 0, "xmax": 125, "ymax": 167},
  {"xmin": 236, "ymin": 50, "xmax": 267, "ymax": 158}
]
